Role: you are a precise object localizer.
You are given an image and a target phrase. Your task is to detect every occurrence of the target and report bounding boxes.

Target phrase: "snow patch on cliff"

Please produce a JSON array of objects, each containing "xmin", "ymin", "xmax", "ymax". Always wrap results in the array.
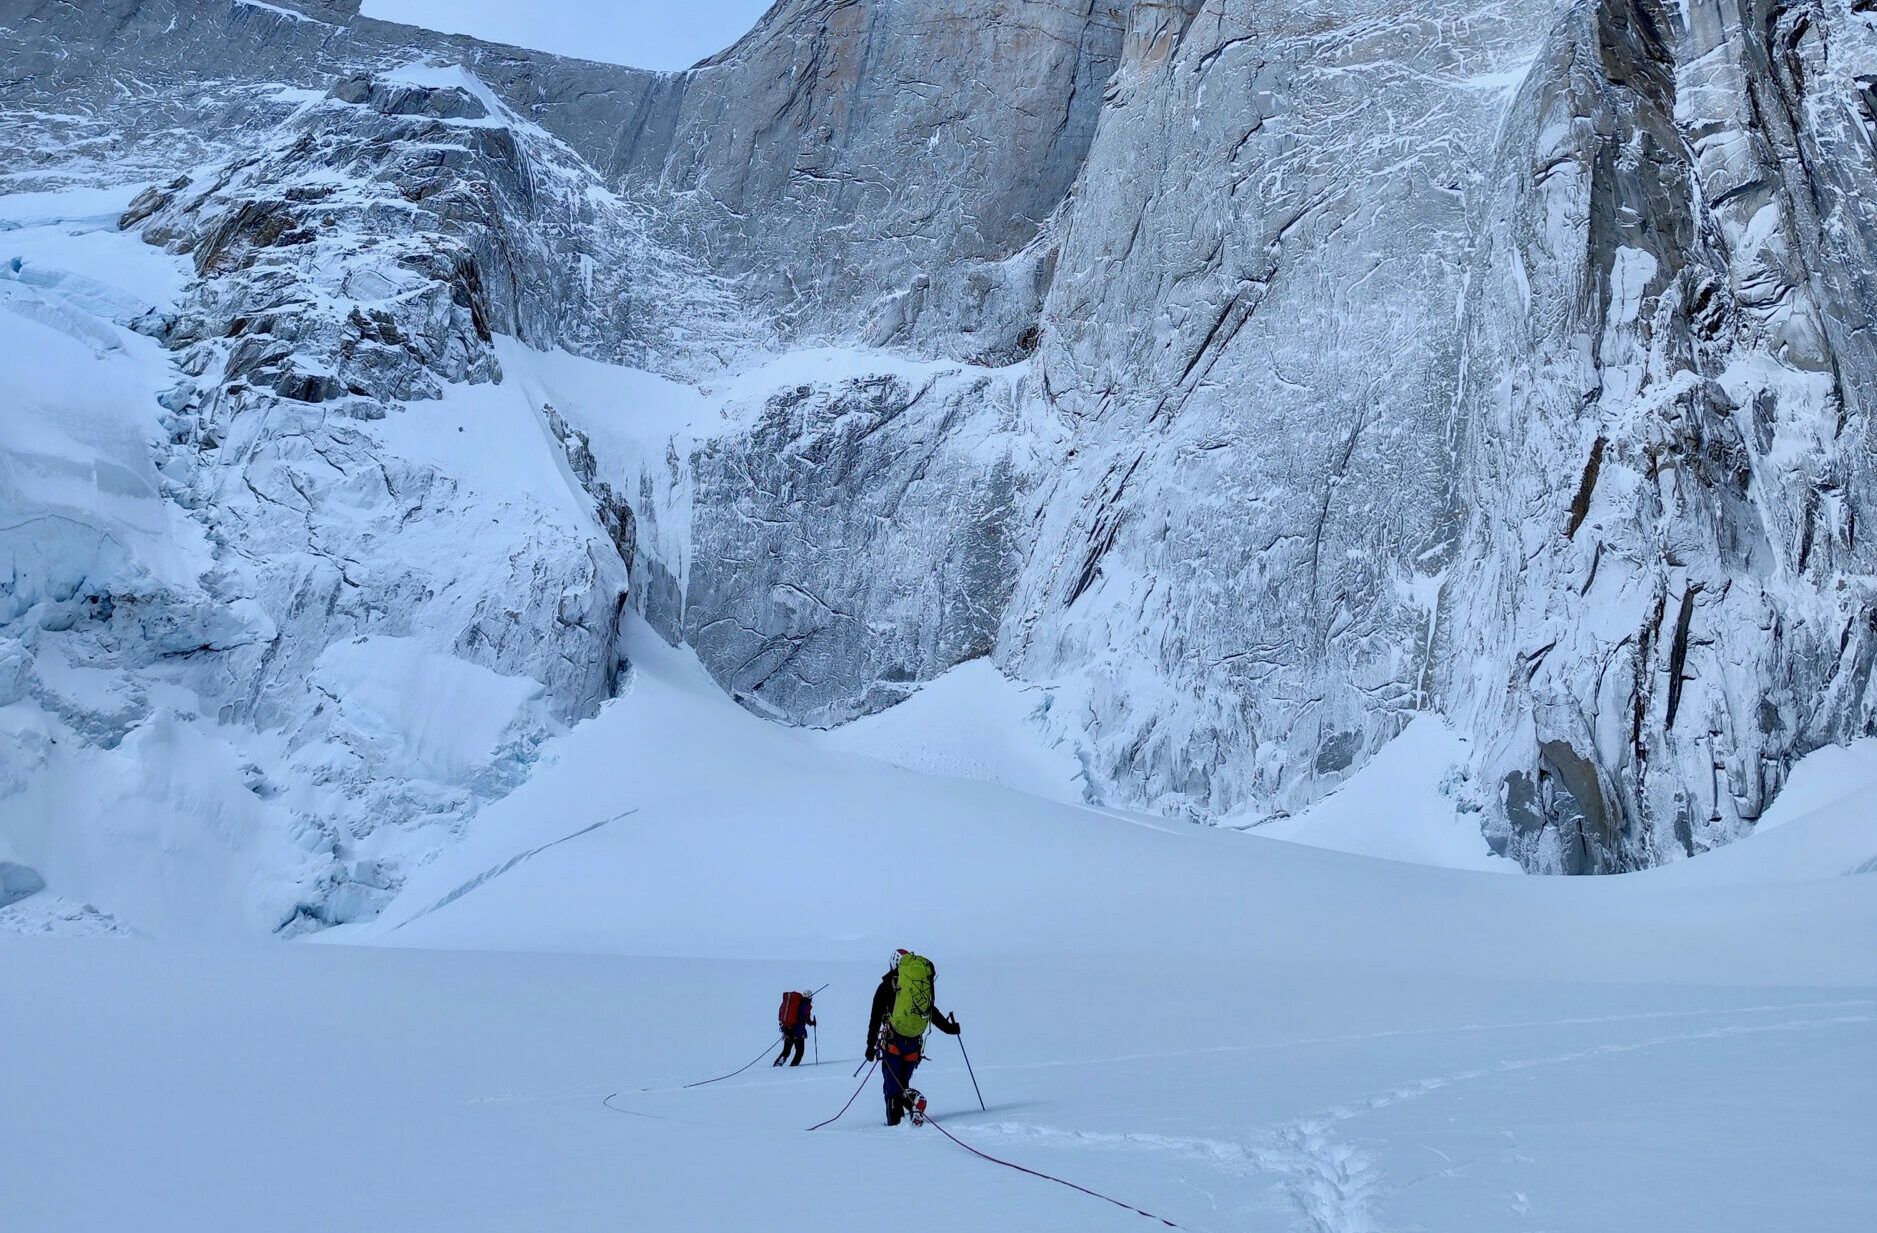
[
  {"xmin": 1252, "ymin": 716, "xmax": 1518, "ymax": 873},
  {"xmin": 309, "ymin": 637, "xmax": 550, "ymax": 789},
  {"xmin": 1755, "ymin": 740, "xmax": 1877, "ymax": 833},
  {"xmin": 812, "ymin": 657, "xmax": 1086, "ymax": 806}
]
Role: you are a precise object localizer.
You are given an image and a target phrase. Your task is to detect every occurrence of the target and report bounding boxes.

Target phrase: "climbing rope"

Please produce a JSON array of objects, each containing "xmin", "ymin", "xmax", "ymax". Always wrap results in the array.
[
  {"xmin": 806, "ymin": 1059, "xmax": 878, "ymax": 1131},
  {"xmin": 681, "ymin": 1037, "xmax": 782, "ymax": 1089},
  {"xmin": 599, "ymin": 1092, "xmax": 666, "ymax": 1120},
  {"xmin": 612, "ymin": 1016, "xmax": 1185, "ymax": 1229},
  {"xmin": 686, "ymin": 982, "xmax": 829, "ymax": 1089},
  {"xmin": 922, "ymin": 1111, "xmax": 1185, "ymax": 1229}
]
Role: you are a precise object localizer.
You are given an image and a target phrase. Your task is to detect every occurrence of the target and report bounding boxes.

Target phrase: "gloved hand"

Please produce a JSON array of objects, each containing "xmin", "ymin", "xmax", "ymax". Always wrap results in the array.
[
  {"xmin": 865, "ymin": 1045, "xmax": 877, "ymax": 1061},
  {"xmin": 939, "ymin": 1013, "xmax": 961, "ymax": 1035}
]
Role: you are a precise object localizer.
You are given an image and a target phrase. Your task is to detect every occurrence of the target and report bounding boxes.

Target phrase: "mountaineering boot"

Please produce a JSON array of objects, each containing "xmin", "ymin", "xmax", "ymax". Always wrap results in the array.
[{"xmin": 905, "ymin": 1088, "xmax": 926, "ymax": 1127}]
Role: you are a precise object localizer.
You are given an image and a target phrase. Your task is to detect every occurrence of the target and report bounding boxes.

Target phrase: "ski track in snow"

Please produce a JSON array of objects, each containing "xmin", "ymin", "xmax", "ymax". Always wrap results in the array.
[
  {"xmin": 958, "ymin": 1007, "xmax": 1875, "ymax": 1233},
  {"xmin": 1257, "ymin": 1012, "xmax": 1877, "ymax": 1233}
]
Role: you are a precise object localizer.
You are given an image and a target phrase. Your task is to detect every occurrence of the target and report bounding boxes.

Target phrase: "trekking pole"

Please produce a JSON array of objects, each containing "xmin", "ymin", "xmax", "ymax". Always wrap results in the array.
[
  {"xmin": 955, "ymin": 1030, "xmax": 986, "ymax": 1112},
  {"xmin": 854, "ymin": 1018, "xmax": 883, "ymax": 1077},
  {"xmin": 813, "ymin": 1021, "xmax": 819, "ymax": 1065}
]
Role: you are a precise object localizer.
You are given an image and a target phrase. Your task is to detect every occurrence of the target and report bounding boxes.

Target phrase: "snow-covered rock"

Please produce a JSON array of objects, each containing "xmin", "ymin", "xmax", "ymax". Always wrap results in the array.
[
  {"xmin": 0, "ymin": 55, "xmax": 735, "ymax": 931},
  {"xmin": 1439, "ymin": 0, "xmax": 1877, "ymax": 869}
]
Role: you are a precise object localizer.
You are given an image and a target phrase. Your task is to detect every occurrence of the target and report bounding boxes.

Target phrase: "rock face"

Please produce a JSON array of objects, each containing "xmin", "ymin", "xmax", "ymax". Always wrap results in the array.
[
  {"xmin": 674, "ymin": 361, "xmax": 1042, "ymax": 725},
  {"xmin": 1000, "ymin": 0, "xmax": 1558, "ymax": 820},
  {"xmin": 117, "ymin": 68, "xmax": 675, "ymax": 758},
  {"xmin": 624, "ymin": 0, "xmax": 1131, "ymax": 361},
  {"xmin": 1440, "ymin": 0, "xmax": 1877, "ymax": 869},
  {"xmin": 3, "ymin": 0, "xmax": 1875, "ymax": 898}
]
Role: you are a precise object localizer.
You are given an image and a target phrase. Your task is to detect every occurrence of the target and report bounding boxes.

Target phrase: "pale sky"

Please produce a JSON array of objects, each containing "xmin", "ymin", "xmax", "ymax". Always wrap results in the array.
[{"xmin": 361, "ymin": 1, "xmax": 777, "ymax": 72}]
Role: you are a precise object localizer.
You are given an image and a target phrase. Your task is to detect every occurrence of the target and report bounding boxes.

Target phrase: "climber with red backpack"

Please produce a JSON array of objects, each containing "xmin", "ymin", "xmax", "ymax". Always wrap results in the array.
[
  {"xmin": 774, "ymin": 989, "xmax": 817, "ymax": 1067},
  {"xmin": 869, "ymin": 948, "xmax": 960, "ymax": 1125}
]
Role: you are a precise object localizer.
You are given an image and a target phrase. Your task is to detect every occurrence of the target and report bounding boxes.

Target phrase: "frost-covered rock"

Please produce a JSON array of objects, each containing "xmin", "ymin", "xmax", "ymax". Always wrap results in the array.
[
  {"xmin": 0, "ymin": 41, "xmax": 745, "ymax": 930},
  {"xmin": 1438, "ymin": 0, "xmax": 1877, "ymax": 870},
  {"xmin": 663, "ymin": 359, "xmax": 1043, "ymax": 724},
  {"xmin": 996, "ymin": 0, "xmax": 1558, "ymax": 820}
]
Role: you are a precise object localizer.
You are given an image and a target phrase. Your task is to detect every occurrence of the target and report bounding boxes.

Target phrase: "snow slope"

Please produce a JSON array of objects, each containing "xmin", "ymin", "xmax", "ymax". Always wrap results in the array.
[{"xmin": 4, "ymin": 615, "xmax": 1873, "ymax": 1231}]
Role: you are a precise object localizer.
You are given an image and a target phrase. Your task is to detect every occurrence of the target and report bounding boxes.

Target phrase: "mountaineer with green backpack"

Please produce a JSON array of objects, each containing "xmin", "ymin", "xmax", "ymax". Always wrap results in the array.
[{"xmin": 867, "ymin": 948, "xmax": 961, "ymax": 1126}]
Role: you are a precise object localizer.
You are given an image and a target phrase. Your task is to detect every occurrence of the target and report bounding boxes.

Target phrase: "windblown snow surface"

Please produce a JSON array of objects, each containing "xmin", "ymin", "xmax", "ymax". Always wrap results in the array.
[{"xmin": 3, "ymin": 178, "xmax": 1876, "ymax": 1233}]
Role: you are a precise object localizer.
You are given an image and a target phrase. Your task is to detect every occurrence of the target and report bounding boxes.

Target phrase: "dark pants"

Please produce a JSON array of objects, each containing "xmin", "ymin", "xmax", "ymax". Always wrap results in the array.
[
  {"xmin": 774, "ymin": 1028, "xmax": 806, "ymax": 1067},
  {"xmin": 881, "ymin": 1031, "xmax": 923, "ymax": 1123}
]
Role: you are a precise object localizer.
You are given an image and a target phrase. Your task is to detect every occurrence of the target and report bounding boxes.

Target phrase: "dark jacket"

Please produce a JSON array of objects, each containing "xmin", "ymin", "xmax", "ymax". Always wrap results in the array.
[{"xmin": 866, "ymin": 972, "xmax": 895, "ymax": 1053}]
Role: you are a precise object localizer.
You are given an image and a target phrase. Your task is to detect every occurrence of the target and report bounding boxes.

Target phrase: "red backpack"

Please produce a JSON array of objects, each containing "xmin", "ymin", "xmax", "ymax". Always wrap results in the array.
[{"xmin": 778, "ymin": 991, "xmax": 808, "ymax": 1030}]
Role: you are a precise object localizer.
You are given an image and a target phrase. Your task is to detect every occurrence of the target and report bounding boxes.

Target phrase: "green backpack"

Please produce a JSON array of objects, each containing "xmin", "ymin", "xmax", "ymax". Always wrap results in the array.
[{"xmin": 888, "ymin": 953, "xmax": 936, "ymax": 1038}]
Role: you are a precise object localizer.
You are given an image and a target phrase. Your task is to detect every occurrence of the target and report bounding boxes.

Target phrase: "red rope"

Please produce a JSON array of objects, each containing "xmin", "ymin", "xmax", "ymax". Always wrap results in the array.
[
  {"xmin": 806, "ymin": 1059, "xmax": 878, "ymax": 1131},
  {"xmin": 923, "ymin": 1113, "xmax": 1184, "ymax": 1229}
]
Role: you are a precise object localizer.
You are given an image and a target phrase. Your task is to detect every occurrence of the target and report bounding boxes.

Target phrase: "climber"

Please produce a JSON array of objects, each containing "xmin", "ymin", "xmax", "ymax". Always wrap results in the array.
[
  {"xmin": 870, "ymin": 948, "xmax": 960, "ymax": 1125},
  {"xmin": 774, "ymin": 989, "xmax": 816, "ymax": 1067}
]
